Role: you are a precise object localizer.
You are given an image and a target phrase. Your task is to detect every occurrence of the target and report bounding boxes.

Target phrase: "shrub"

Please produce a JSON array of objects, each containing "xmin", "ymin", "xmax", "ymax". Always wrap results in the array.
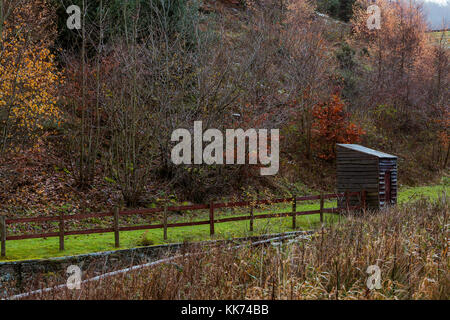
[
  {"xmin": 0, "ymin": 0, "xmax": 62, "ymax": 150},
  {"xmin": 136, "ymin": 231, "xmax": 154, "ymax": 247},
  {"xmin": 311, "ymin": 94, "xmax": 365, "ymax": 160}
]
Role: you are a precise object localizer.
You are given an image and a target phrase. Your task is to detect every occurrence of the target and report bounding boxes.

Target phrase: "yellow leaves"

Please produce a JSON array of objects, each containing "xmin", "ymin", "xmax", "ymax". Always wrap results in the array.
[
  {"xmin": 0, "ymin": 0, "xmax": 62, "ymax": 136},
  {"xmin": 0, "ymin": 24, "xmax": 62, "ymax": 131}
]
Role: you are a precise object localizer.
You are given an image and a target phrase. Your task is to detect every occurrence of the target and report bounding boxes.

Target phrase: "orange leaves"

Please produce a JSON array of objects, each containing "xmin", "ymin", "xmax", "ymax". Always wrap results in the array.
[
  {"xmin": 312, "ymin": 94, "xmax": 365, "ymax": 160},
  {"xmin": 438, "ymin": 131, "xmax": 449, "ymax": 149},
  {"xmin": 434, "ymin": 107, "xmax": 449, "ymax": 149}
]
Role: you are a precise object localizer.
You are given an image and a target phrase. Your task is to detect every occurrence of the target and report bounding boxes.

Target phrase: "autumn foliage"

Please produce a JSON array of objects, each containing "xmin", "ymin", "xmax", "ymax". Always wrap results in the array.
[
  {"xmin": 0, "ymin": 0, "xmax": 446, "ymax": 211},
  {"xmin": 312, "ymin": 94, "xmax": 365, "ymax": 160},
  {"xmin": 0, "ymin": 0, "xmax": 62, "ymax": 149}
]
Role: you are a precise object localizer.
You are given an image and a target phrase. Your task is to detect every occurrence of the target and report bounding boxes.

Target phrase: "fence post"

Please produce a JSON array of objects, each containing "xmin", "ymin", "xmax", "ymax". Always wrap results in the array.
[
  {"xmin": 345, "ymin": 191, "xmax": 350, "ymax": 213},
  {"xmin": 0, "ymin": 216, "xmax": 6, "ymax": 257},
  {"xmin": 320, "ymin": 193, "xmax": 324, "ymax": 224},
  {"xmin": 249, "ymin": 205, "xmax": 254, "ymax": 232},
  {"xmin": 59, "ymin": 211, "xmax": 65, "ymax": 251},
  {"xmin": 292, "ymin": 195, "xmax": 297, "ymax": 229},
  {"xmin": 163, "ymin": 204, "xmax": 168, "ymax": 240},
  {"xmin": 209, "ymin": 201, "xmax": 215, "ymax": 236},
  {"xmin": 361, "ymin": 190, "xmax": 367, "ymax": 214},
  {"xmin": 114, "ymin": 207, "xmax": 120, "ymax": 248}
]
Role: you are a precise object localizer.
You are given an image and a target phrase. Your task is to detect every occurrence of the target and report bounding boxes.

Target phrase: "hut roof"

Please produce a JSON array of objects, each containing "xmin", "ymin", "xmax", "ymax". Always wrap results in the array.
[{"xmin": 337, "ymin": 144, "xmax": 397, "ymax": 159}]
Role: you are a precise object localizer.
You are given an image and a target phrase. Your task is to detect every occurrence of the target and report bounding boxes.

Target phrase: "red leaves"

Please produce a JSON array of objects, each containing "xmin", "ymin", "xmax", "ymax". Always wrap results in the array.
[
  {"xmin": 434, "ymin": 107, "xmax": 449, "ymax": 149},
  {"xmin": 312, "ymin": 94, "xmax": 365, "ymax": 160}
]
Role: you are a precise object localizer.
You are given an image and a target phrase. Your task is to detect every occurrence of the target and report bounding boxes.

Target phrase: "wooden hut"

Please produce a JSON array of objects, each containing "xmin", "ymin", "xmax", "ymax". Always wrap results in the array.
[{"xmin": 336, "ymin": 144, "xmax": 397, "ymax": 210}]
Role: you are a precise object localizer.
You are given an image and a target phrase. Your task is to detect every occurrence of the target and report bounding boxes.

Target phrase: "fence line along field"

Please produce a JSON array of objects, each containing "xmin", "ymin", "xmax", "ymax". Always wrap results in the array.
[{"xmin": 0, "ymin": 191, "xmax": 365, "ymax": 257}]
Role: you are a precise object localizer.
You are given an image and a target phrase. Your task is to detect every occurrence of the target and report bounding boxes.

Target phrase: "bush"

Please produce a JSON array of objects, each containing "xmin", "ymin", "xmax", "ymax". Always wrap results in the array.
[
  {"xmin": 136, "ymin": 231, "xmax": 154, "ymax": 247},
  {"xmin": 311, "ymin": 94, "xmax": 365, "ymax": 160}
]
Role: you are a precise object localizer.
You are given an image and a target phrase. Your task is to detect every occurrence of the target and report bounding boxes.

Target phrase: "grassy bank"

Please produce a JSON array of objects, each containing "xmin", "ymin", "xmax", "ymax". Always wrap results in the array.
[
  {"xmin": 1, "ymin": 200, "xmax": 339, "ymax": 261},
  {"xmin": 1, "ymin": 184, "xmax": 448, "ymax": 261}
]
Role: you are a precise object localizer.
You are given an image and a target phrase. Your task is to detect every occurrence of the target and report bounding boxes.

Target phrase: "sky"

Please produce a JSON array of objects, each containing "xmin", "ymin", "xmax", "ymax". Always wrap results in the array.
[
  {"xmin": 419, "ymin": 0, "xmax": 450, "ymax": 29},
  {"xmin": 421, "ymin": 0, "xmax": 448, "ymax": 5}
]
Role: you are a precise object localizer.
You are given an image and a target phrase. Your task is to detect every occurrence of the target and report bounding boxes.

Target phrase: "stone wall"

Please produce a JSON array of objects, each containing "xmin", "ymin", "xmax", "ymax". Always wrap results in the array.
[
  {"xmin": 0, "ymin": 230, "xmax": 309, "ymax": 298},
  {"xmin": 0, "ymin": 242, "xmax": 184, "ymax": 297}
]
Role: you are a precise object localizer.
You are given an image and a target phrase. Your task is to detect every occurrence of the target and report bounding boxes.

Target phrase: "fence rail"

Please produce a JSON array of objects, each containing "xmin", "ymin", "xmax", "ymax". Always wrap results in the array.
[{"xmin": 0, "ymin": 191, "xmax": 366, "ymax": 257}]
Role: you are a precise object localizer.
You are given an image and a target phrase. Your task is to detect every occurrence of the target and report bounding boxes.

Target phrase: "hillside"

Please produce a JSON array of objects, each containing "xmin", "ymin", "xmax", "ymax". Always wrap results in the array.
[{"xmin": 0, "ymin": 0, "xmax": 448, "ymax": 216}]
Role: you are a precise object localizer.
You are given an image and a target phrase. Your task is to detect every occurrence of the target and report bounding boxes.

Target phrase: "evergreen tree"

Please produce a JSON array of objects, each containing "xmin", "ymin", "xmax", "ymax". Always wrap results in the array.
[{"xmin": 338, "ymin": 0, "xmax": 356, "ymax": 22}]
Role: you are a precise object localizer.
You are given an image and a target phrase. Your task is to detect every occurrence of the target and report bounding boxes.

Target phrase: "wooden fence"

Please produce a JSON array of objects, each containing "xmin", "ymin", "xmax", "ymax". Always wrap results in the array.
[{"xmin": 0, "ymin": 191, "xmax": 366, "ymax": 257}]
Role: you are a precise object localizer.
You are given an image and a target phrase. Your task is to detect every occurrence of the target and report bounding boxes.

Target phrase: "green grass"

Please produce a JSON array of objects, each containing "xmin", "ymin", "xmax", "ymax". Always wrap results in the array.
[
  {"xmin": 1, "ymin": 184, "xmax": 448, "ymax": 262},
  {"xmin": 398, "ymin": 184, "xmax": 449, "ymax": 204},
  {"xmin": 430, "ymin": 31, "xmax": 449, "ymax": 39},
  {"xmin": 2, "ymin": 214, "xmax": 340, "ymax": 262},
  {"xmin": 0, "ymin": 200, "xmax": 338, "ymax": 261},
  {"xmin": 429, "ymin": 30, "xmax": 449, "ymax": 48}
]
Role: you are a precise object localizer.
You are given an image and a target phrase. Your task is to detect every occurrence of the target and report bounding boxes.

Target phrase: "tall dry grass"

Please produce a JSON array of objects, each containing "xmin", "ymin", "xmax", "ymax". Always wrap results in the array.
[{"xmin": 18, "ymin": 197, "xmax": 449, "ymax": 300}]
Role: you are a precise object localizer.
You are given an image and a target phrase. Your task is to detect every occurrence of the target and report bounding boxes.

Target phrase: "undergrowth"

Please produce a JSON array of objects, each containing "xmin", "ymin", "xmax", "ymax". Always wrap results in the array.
[{"xmin": 19, "ymin": 196, "xmax": 449, "ymax": 300}]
